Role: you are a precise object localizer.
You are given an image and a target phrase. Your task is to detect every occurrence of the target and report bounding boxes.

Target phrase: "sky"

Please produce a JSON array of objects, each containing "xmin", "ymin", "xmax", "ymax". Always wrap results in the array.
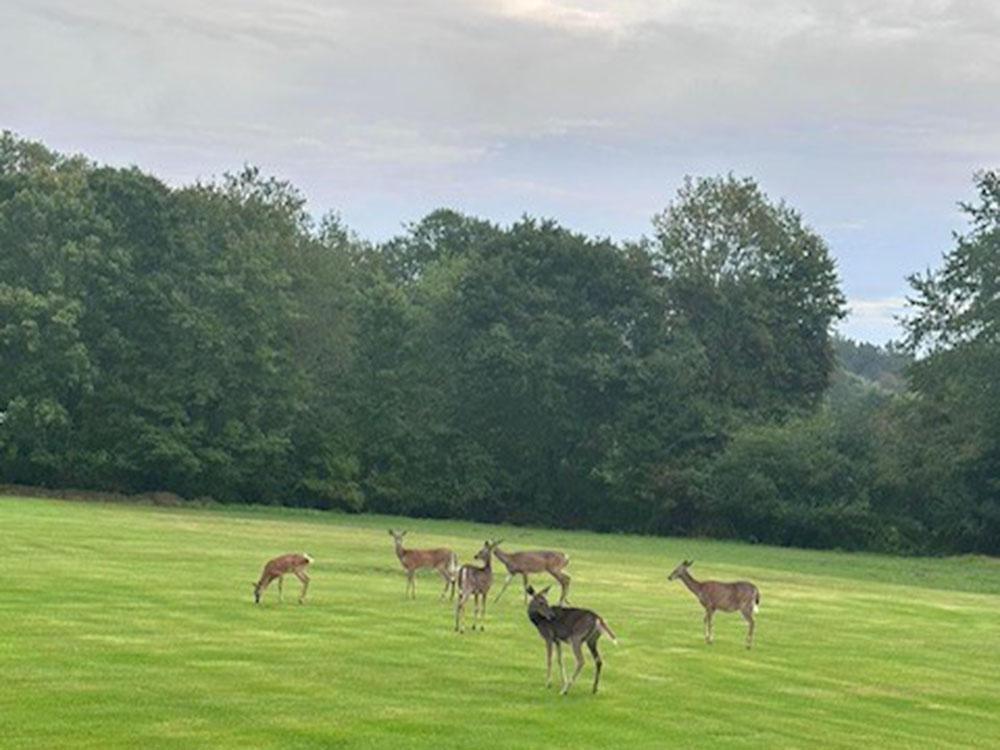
[{"xmin": 3, "ymin": 0, "xmax": 999, "ymax": 343}]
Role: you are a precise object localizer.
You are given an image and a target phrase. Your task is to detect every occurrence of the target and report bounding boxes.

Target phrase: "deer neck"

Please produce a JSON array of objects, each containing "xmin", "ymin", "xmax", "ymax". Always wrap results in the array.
[
  {"xmin": 493, "ymin": 546, "xmax": 512, "ymax": 570},
  {"xmin": 393, "ymin": 540, "xmax": 406, "ymax": 563},
  {"xmin": 678, "ymin": 570, "xmax": 703, "ymax": 597}
]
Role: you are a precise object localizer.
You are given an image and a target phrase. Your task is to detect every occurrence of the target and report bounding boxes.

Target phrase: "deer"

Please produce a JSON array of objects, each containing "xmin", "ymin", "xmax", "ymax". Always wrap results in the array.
[
  {"xmin": 493, "ymin": 545, "xmax": 571, "ymax": 605},
  {"xmin": 454, "ymin": 539, "xmax": 500, "ymax": 633},
  {"xmin": 525, "ymin": 585, "xmax": 617, "ymax": 695},
  {"xmin": 667, "ymin": 560, "xmax": 760, "ymax": 648},
  {"xmin": 253, "ymin": 553, "xmax": 313, "ymax": 604},
  {"xmin": 388, "ymin": 530, "xmax": 459, "ymax": 600}
]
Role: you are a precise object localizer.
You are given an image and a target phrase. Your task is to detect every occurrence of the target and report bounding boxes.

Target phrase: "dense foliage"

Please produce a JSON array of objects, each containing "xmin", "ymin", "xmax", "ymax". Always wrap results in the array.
[{"xmin": 1, "ymin": 133, "xmax": 996, "ymax": 554}]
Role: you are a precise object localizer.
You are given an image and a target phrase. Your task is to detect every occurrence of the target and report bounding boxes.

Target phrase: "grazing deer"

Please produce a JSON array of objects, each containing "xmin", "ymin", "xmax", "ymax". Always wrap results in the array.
[
  {"xmin": 455, "ymin": 540, "xmax": 499, "ymax": 633},
  {"xmin": 389, "ymin": 530, "xmax": 459, "ymax": 600},
  {"xmin": 667, "ymin": 560, "xmax": 760, "ymax": 648},
  {"xmin": 253, "ymin": 553, "xmax": 313, "ymax": 604},
  {"xmin": 493, "ymin": 545, "xmax": 571, "ymax": 605},
  {"xmin": 525, "ymin": 585, "xmax": 617, "ymax": 695}
]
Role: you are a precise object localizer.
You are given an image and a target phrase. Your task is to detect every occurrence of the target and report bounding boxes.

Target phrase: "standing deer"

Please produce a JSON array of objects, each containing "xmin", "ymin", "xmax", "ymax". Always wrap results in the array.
[
  {"xmin": 525, "ymin": 585, "xmax": 617, "ymax": 695},
  {"xmin": 667, "ymin": 560, "xmax": 760, "ymax": 648},
  {"xmin": 493, "ymin": 545, "xmax": 571, "ymax": 605},
  {"xmin": 389, "ymin": 530, "xmax": 459, "ymax": 600},
  {"xmin": 253, "ymin": 553, "xmax": 313, "ymax": 604},
  {"xmin": 455, "ymin": 540, "xmax": 500, "ymax": 633}
]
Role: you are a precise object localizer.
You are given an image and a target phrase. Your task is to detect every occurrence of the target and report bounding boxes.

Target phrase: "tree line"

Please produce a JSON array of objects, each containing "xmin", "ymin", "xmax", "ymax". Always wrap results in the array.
[{"xmin": 1, "ymin": 132, "xmax": 996, "ymax": 555}]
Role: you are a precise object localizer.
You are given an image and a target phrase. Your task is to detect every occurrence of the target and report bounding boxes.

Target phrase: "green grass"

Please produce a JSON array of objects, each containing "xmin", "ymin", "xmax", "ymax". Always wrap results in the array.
[{"xmin": 1, "ymin": 496, "xmax": 998, "ymax": 749}]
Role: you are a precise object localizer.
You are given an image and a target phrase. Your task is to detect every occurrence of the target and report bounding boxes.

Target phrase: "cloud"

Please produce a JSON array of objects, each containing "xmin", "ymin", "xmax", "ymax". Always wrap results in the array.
[
  {"xmin": 840, "ymin": 296, "xmax": 910, "ymax": 343},
  {"xmin": 2, "ymin": 0, "xmax": 997, "ymax": 338}
]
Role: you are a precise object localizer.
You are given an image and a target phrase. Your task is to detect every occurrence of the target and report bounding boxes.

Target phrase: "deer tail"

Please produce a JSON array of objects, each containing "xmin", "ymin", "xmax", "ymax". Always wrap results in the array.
[
  {"xmin": 753, "ymin": 590, "xmax": 760, "ymax": 614},
  {"xmin": 449, "ymin": 552, "xmax": 459, "ymax": 580},
  {"xmin": 304, "ymin": 553, "xmax": 314, "ymax": 564},
  {"xmin": 597, "ymin": 617, "xmax": 618, "ymax": 645}
]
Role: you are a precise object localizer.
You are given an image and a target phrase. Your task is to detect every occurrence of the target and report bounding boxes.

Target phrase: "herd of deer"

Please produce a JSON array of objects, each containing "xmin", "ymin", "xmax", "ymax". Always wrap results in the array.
[{"xmin": 252, "ymin": 532, "xmax": 761, "ymax": 696}]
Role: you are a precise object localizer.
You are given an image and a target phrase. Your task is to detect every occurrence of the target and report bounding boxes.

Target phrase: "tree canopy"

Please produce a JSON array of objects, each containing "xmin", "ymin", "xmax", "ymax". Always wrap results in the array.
[{"xmin": 2, "ymin": 132, "xmax": 997, "ymax": 555}]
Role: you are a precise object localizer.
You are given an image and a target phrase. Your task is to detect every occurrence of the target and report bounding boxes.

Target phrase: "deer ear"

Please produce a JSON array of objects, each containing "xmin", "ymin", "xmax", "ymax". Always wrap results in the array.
[
  {"xmin": 526, "ymin": 585, "xmax": 535, "ymax": 595},
  {"xmin": 494, "ymin": 539, "xmax": 503, "ymax": 547},
  {"xmin": 540, "ymin": 585, "xmax": 552, "ymax": 596}
]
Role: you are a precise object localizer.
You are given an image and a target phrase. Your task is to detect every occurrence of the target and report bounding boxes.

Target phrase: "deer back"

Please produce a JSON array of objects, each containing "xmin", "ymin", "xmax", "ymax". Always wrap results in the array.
[
  {"xmin": 260, "ymin": 553, "xmax": 311, "ymax": 582},
  {"xmin": 701, "ymin": 580, "xmax": 759, "ymax": 612},
  {"xmin": 399, "ymin": 547, "xmax": 454, "ymax": 571},
  {"xmin": 496, "ymin": 548, "xmax": 568, "ymax": 574},
  {"xmin": 530, "ymin": 605, "xmax": 600, "ymax": 643}
]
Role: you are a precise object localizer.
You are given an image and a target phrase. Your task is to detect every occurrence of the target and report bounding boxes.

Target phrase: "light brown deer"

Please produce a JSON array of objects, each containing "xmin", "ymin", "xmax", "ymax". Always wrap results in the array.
[
  {"xmin": 253, "ymin": 553, "xmax": 313, "ymax": 604},
  {"xmin": 493, "ymin": 545, "xmax": 571, "ymax": 605},
  {"xmin": 525, "ymin": 585, "xmax": 617, "ymax": 695},
  {"xmin": 389, "ymin": 530, "xmax": 459, "ymax": 600},
  {"xmin": 454, "ymin": 540, "xmax": 499, "ymax": 633},
  {"xmin": 667, "ymin": 560, "xmax": 760, "ymax": 648}
]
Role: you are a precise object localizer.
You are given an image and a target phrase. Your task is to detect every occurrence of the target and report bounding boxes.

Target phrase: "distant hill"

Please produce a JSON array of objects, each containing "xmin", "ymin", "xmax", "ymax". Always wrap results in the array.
[{"xmin": 833, "ymin": 336, "xmax": 910, "ymax": 392}]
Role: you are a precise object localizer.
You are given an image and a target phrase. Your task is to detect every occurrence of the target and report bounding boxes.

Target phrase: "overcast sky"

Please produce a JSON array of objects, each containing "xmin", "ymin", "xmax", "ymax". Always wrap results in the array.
[{"xmin": 3, "ymin": 0, "xmax": 999, "ymax": 343}]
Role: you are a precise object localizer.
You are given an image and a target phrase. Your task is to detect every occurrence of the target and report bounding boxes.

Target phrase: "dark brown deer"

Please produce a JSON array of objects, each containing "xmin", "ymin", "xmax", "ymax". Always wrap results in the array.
[
  {"xmin": 493, "ymin": 545, "xmax": 571, "ymax": 605},
  {"xmin": 454, "ymin": 540, "xmax": 499, "ymax": 633},
  {"xmin": 525, "ymin": 585, "xmax": 617, "ymax": 695},
  {"xmin": 253, "ymin": 553, "xmax": 313, "ymax": 604},
  {"xmin": 389, "ymin": 530, "xmax": 459, "ymax": 600},
  {"xmin": 667, "ymin": 560, "xmax": 760, "ymax": 648}
]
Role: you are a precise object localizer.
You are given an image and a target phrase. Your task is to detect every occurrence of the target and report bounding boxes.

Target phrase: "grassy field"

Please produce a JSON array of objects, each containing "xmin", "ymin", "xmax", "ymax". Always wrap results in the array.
[{"xmin": 1, "ymin": 496, "xmax": 998, "ymax": 749}]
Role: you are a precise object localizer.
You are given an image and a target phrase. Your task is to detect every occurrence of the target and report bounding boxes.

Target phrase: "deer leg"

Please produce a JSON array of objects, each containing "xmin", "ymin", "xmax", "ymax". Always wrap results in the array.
[
  {"xmin": 455, "ymin": 593, "xmax": 466, "ymax": 633},
  {"xmin": 479, "ymin": 592, "xmax": 487, "ymax": 630},
  {"xmin": 587, "ymin": 637, "xmax": 603, "ymax": 694},
  {"xmin": 562, "ymin": 639, "xmax": 585, "ymax": 695},
  {"xmin": 742, "ymin": 609, "xmax": 755, "ymax": 649},
  {"xmin": 555, "ymin": 642, "xmax": 567, "ymax": 692},
  {"xmin": 257, "ymin": 575, "xmax": 274, "ymax": 603},
  {"xmin": 521, "ymin": 574, "xmax": 530, "ymax": 604},
  {"xmin": 494, "ymin": 573, "xmax": 515, "ymax": 603},
  {"xmin": 544, "ymin": 639, "xmax": 554, "ymax": 688},
  {"xmin": 407, "ymin": 570, "xmax": 415, "ymax": 599},
  {"xmin": 294, "ymin": 570, "xmax": 310, "ymax": 604},
  {"xmin": 278, "ymin": 576, "xmax": 284, "ymax": 603},
  {"xmin": 552, "ymin": 570, "xmax": 571, "ymax": 605},
  {"xmin": 438, "ymin": 568, "xmax": 451, "ymax": 601},
  {"xmin": 704, "ymin": 610, "xmax": 714, "ymax": 644}
]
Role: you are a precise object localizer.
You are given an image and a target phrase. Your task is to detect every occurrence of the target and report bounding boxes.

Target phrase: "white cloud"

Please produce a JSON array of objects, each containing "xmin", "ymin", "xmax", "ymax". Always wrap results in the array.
[
  {"xmin": 840, "ymin": 296, "xmax": 910, "ymax": 344},
  {"xmin": 2, "ymin": 0, "xmax": 996, "ymax": 339}
]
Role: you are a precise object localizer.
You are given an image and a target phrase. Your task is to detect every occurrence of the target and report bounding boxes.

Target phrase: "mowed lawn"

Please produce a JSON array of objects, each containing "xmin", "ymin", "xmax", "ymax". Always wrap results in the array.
[{"xmin": 1, "ymin": 497, "xmax": 998, "ymax": 749}]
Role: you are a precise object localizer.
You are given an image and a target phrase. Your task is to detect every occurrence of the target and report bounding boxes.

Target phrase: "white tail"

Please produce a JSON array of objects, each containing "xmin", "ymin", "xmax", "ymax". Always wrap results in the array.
[{"xmin": 597, "ymin": 617, "xmax": 619, "ymax": 645}]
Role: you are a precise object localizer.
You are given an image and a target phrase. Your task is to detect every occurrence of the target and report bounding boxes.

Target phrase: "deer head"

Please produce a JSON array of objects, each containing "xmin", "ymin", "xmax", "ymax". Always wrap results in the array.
[
  {"xmin": 474, "ymin": 539, "xmax": 501, "ymax": 563},
  {"xmin": 525, "ymin": 584, "xmax": 556, "ymax": 620},
  {"xmin": 667, "ymin": 559, "xmax": 694, "ymax": 580},
  {"xmin": 389, "ymin": 529, "xmax": 407, "ymax": 545}
]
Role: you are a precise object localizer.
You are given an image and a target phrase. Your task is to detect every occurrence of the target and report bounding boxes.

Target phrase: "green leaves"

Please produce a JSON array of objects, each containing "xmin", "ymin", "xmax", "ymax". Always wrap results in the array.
[
  {"xmin": 652, "ymin": 175, "xmax": 846, "ymax": 417},
  {"xmin": 13, "ymin": 132, "xmax": 997, "ymax": 554}
]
